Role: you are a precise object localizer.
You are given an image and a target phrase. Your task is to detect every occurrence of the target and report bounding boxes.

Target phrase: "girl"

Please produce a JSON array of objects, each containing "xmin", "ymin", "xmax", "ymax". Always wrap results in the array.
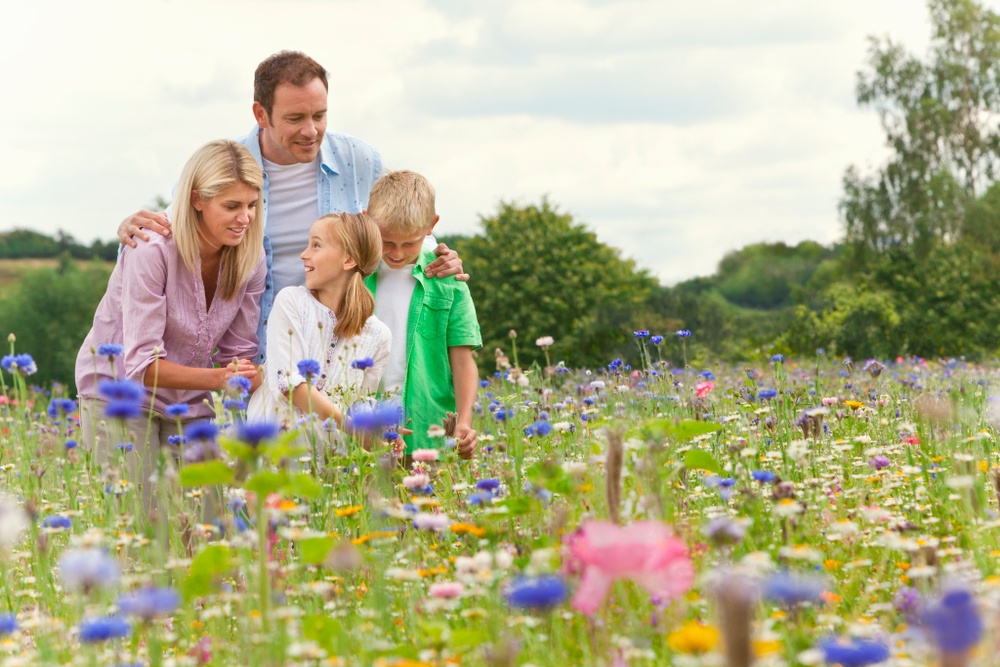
[
  {"xmin": 76, "ymin": 139, "xmax": 266, "ymax": 512},
  {"xmin": 248, "ymin": 212, "xmax": 390, "ymax": 428}
]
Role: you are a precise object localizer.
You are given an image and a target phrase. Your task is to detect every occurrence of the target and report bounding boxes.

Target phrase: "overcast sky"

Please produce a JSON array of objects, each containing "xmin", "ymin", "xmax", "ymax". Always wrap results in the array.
[{"xmin": 2, "ymin": 0, "xmax": 990, "ymax": 285}]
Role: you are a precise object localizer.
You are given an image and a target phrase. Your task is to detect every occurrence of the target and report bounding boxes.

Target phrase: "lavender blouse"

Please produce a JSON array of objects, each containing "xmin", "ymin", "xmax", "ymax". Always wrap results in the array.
[{"xmin": 75, "ymin": 233, "xmax": 266, "ymax": 420}]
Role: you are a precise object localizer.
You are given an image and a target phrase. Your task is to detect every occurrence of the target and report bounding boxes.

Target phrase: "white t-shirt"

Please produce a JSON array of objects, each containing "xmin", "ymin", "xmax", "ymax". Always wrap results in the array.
[
  {"xmin": 374, "ymin": 260, "xmax": 417, "ymax": 394},
  {"xmin": 263, "ymin": 157, "xmax": 319, "ymax": 294}
]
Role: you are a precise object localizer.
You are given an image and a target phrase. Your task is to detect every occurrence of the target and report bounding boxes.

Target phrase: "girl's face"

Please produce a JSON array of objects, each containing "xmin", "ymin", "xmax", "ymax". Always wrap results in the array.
[
  {"xmin": 301, "ymin": 219, "xmax": 355, "ymax": 293},
  {"xmin": 193, "ymin": 182, "xmax": 258, "ymax": 254}
]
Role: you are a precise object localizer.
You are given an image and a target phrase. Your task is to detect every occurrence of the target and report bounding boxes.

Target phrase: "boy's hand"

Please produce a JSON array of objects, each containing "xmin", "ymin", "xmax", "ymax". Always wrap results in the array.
[
  {"xmin": 118, "ymin": 209, "xmax": 172, "ymax": 247},
  {"xmin": 425, "ymin": 243, "xmax": 469, "ymax": 281},
  {"xmin": 454, "ymin": 424, "xmax": 477, "ymax": 459}
]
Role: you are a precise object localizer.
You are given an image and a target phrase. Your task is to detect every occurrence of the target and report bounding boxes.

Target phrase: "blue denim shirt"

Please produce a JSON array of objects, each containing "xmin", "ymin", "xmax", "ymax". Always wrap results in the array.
[{"xmin": 237, "ymin": 125, "xmax": 383, "ymax": 362}]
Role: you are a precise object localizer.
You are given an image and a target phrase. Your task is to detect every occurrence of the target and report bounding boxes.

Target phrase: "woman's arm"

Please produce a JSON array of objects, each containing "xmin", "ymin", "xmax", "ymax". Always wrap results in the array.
[
  {"xmin": 214, "ymin": 253, "xmax": 267, "ymax": 365},
  {"xmin": 144, "ymin": 358, "xmax": 257, "ymax": 391}
]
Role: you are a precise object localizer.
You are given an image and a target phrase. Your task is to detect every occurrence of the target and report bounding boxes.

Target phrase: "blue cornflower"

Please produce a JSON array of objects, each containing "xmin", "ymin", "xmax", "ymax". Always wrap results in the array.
[
  {"xmin": 223, "ymin": 398, "xmax": 247, "ymax": 411},
  {"xmin": 468, "ymin": 491, "xmax": 493, "ymax": 506},
  {"xmin": 818, "ymin": 637, "xmax": 889, "ymax": 667},
  {"xmin": 97, "ymin": 379, "xmax": 144, "ymax": 402},
  {"xmin": 762, "ymin": 571, "xmax": 826, "ymax": 606},
  {"xmin": 771, "ymin": 353, "xmax": 785, "ymax": 363},
  {"xmin": 166, "ymin": 435, "xmax": 188, "ymax": 446},
  {"xmin": 504, "ymin": 575, "xmax": 567, "ymax": 611},
  {"xmin": 97, "ymin": 344, "xmax": 124, "ymax": 357},
  {"xmin": 864, "ymin": 359, "xmax": 886, "ymax": 378},
  {"xmin": 700, "ymin": 370, "xmax": 716, "ymax": 380},
  {"xmin": 59, "ymin": 548, "xmax": 121, "ymax": 592},
  {"xmin": 923, "ymin": 587, "xmax": 982, "ymax": 654},
  {"xmin": 758, "ymin": 389, "xmax": 779, "ymax": 400},
  {"xmin": 227, "ymin": 376, "xmax": 252, "ymax": 394},
  {"xmin": 0, "ymin": 614, "xmax": 15, "ymax": 635},
  {"xmin": 675, "ymin": 330, "xmax": 691, "ymax": 338},
  {"xmin": 186, "ymin": 421, "xmax": 218, "ymax": 441},
  {"xmin": 117, "ymin": 587, "xmax": 180, "ymax": 619},
  {"xmin": 237, "ymin": 421, "xmax": 280, "ymax": 447},
  {"xmin": 41, "ymin": 515, "xmax": 71, "ymax": 529},
  {"xmin": 1, "ymin": 353, "xmax": 37, "ymax": 376},
  {"xmin": 650, "ymin": 335, "xmax": 664, "ymax": 345},
  {"xmin": 476, "ymin": 478, "xmax": 501, "ymax": 491},
  {"xmin": 704, "ymin": 517, "xmax": 746, "ymax": 546},
  {"xmin": 752, "ymin": 470, "xmax": 776, "ymax": 484},
  {"xmin": 47, "ymin": 397, "xmax": 77, "ymax": 418},
  {"xmin": 297, "ymin": 359, "xmax": 321, "ymax": 380},
  {"xmin": 351, "ymin": 357, "xmax": 375, "ymax": 370},
  {"xmin": 79, "ymin": 616, "xmax": 131, "ymax": 642},
  {"xmin": 104, "ymin": 401, "xmax": 141, "ymax": 420},
  {"xmin": 116, "ymin": 442, "xmax": 133, "ymax": 453},
  {"xmin": 633, "ymin": 330, "xmax": 650, "ymax": 338},
  {"xmin": 64, "ymin": 440, "xmax": 78, "ymax": 450},
  {"xmin": 165, "ymin": 403, "xmax": 189, "ymax": 418},
  {"xmin": 478, "ymin": 379, "xmax": 490, "ymax": 388},
  {"xmin": 383, "ymin": 430, "xmax": 399, "ymax": 441},
  {"xmin": 608, "ymin": 358, "xmax": 623, "ymax": 371},
  {"xmin": 493, "ymin": 408, "xmax": 513, "ymax": 422}
]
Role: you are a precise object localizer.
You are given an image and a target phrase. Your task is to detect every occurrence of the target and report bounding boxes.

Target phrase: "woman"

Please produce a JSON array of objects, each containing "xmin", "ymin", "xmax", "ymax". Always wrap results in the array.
[
  {"xmin": 247, "ymin": 212, "xmax": 390, "ymax": 435},
  {"xmin": 76, "ymin": 139, "xmax": 266, "ymax": 512}
]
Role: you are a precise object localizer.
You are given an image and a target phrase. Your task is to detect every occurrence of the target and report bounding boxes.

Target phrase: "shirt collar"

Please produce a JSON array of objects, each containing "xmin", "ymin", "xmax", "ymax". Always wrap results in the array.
[{"xmin": 244, "ymin": 124, "xmax": 337, "ymax": 176}]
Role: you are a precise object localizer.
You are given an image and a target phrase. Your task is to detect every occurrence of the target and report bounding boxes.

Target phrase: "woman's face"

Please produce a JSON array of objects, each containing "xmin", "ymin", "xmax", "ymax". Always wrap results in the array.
[{"xmin": 193, "ymin": 182, "xmax": 259, "ymax": 254}]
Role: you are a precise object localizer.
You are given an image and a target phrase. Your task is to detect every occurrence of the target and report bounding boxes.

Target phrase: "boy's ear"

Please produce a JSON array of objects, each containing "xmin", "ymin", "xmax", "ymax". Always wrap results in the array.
[{"xmin": 427, "ymin": 215, "xmax": 440, "ymax": 235}]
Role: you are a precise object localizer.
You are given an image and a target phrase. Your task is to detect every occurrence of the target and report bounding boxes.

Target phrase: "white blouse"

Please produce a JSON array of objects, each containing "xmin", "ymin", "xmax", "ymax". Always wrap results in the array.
[{"xmin": 247, "ymin": 286, "xmax": 391, "ymax": 426}]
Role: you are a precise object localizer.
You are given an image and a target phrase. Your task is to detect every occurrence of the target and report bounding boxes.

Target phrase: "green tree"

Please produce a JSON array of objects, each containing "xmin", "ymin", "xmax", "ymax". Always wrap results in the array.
[
  {"xmin": 842, "ymin": 0, "xmax": 1000, "ymax": 264},
  {"xmin": 0, "ymin": 260, "xmax": 111, "ymax": 390},
  {"xmin": 454, "ymin": 200, "xmax": 657, "ymax": 370}
]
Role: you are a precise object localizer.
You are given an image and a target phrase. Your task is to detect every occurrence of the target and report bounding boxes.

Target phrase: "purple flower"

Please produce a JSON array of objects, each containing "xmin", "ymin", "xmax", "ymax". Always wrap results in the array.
[
  {"xmin": 41, "ymin": 515, "xmax": 71, "ymax": 529},
  {"xmin": 351, "ymin": 357, "xmax": 375, "ymax": 370},
  {"xmin": 818, "ymin": 637, "xmax": 889, "ymax": 667},
  {"xmin": 504, "ymin": 576, "xmax": 567, "ymax": 611},
  {"xmin": 79, "ymin": 616, "xmax": 130, "ymax": 642},
  {"xmin": 868, "ymin": 455, "xmax": 890, "ymax": 470},
  {"xmin": 117, "ymin": 587, "xmax": 180, "ymax": 619},
  {"xmin": 863, "ymin": 359, "xmax": 885, "ymax": 378},
  {"xmin": 237, "ymin": 421, "xmax": 280, "ymax": 447},
  {"xmin": 476, "ymin": 478, "xmax": 501, "ymax": 491},
  {"xmin": 97, "ymin": 344, "xmax": 124, "ymax": 357},
  {"xmin": 165, "ymin": 403, "xmax": 189, "ymax": 418},
  {"xmin": 704, "ymin": 517, "xmax": 745, "ymax": 546},
  {"xmin": 297, "ymin": 359, "xmax": 321, "ymax": 379},
  {"xmin": 771, "ymin": 354, "xmax": 785, "ymax": 364},
  {"xmin": 923, "ymin": 587, "xmax": 982, "ymax": 654},
  {"xmin": 762, "ymin": 571, "xmax": 826, "ymax": 606},
  {"xmin": 59, "ymin": 548, "xmax": 121, "ymax": 593}
]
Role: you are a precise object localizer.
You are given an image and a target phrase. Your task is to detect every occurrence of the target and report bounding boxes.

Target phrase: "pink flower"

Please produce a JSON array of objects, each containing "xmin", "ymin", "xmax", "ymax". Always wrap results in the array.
[
  {"xmin": 566, "ymin": 521, "xmax": 693, "ymax": 616},
  {"xmin": 402, "ymin": 474, "xmax": 430, "ymax": 489},
  {"xmin": 695, "ymin": 381, "xmax": 715, "ymax": 398},
  {"xmin": 428, "ymin": 581, "xmax": 465, "ymax": 598},
  {"xmin": 412, "ymin": 449, "xmax": 439, "ymax": 462}
]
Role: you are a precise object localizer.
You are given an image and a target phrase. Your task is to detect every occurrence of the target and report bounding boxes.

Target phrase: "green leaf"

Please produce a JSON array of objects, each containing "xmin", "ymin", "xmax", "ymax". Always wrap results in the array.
[
  {"xmin": 298, "ymin": 536, "xmax": 336, "ymax": 564},
  {"xmin": 302, "ymin": 614, "xmax": 347, "ymax": 655},
  {"xmin": 179, "ymin": 461, "xmax": 234, "ymax": 487},
  {"xmin": 495, "ymin": 496, "xmax": 533, "ymax": 516},
  {"xmin": 190, "ymin": 545, "xmax": 232, "ymax": 577},
  {"xmin": 684, "ymin": 449, "xmax": 722, "ymax": 474},
  {"xmin": 633, "ymin": 418, "xmax": 721, "ymax": 443},
  {"xmin": 450, "ymin": 628, "xmax": 488, "ymax": 650},
  {"xmin": 245, "ymin": 470, "xmax": 287, "ymax": 497},
  {"xmin": 286, "ymin": 473, "xmax": 322, "ymax": 500}
]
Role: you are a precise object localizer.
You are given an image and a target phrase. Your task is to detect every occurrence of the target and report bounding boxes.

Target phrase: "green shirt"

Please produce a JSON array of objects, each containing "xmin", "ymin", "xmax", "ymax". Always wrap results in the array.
[{"xmin": 365, "ymin": 248, "xmax": 482, "ymax": 452}]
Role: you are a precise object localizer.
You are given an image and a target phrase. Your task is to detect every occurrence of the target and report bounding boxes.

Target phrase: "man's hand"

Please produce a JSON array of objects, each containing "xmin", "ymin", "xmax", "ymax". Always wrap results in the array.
[
  {"xmin": 425, "ymin": 243, "xmax": 469, "ymax": 281},
  {"xmin": 454, "ymin": 424, "xmax": 477, "ymax": 459},
  {"xmin": 118, "ymin": 210, "xmax": 172, "ymax": 248}
]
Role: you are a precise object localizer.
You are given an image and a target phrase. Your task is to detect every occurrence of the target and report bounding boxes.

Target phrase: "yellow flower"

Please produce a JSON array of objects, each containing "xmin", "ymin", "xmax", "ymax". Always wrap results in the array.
[
  {"xmin": 352, "ymin": 531, "xmax": 396, "ymax": 546},
  {"xmin": 334, "ymin": 505, "xmax": 363, "ymax": 518},
  {"xmin": 979, "ymin": 461, "xmax": 989, "ymax": 473},
  {"xmin": 753, "ymin": 639, "xmax": 782, "ymax": 657},
  {"xmin": 450, "ymin": 522, "xmax": 487, "ymax": 538},
  {"xmin": 667, "ymin": 621, "xmax": 720, "ymax": 654},
  {"xmin": 823, "ymin": 559, "xmax": 842, "ymax": 570},
  {"xmin": 844, "ymin": 400, "xmax": 864, "ymax": 410}
]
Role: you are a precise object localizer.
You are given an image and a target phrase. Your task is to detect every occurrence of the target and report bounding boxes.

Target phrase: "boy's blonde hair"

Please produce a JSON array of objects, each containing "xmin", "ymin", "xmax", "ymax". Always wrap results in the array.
[{"xmin": 367, "ymin": 170, "xmax": 437, "ymax": 236}]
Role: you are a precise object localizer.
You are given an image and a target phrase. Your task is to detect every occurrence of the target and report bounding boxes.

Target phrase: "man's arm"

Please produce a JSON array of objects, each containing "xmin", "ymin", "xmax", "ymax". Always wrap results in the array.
[
  {"xmin": 425, "ymin": 243, "xmax": 469, "ymax": 282},
  {"xmin": 117, "ymin": 210, "xmax": 172, "ymax": 248},
  {"xmin": 448, "ymin": 345, "xmax": 479, "ymax": 459}
]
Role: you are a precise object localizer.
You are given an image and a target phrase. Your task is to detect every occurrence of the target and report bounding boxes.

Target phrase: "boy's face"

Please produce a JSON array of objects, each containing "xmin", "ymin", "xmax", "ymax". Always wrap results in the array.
[{"xmin": 378, "ymin": 224, "xmax": 435, "ymax": 269}]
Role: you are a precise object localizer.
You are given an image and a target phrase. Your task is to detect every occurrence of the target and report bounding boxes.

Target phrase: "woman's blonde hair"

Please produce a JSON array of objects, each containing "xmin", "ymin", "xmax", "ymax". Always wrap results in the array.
[
  {"xmin": 315, "ymin": 212, "xmax": 382, "ymax": 338},
  {"xmin": 172, "ymin": 140, "xmax": 264, "ymax": 301}
]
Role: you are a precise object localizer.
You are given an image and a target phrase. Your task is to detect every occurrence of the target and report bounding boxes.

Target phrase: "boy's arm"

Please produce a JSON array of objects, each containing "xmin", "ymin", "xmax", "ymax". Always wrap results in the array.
[{"xmin": 448, "ymin": 345, "xmax": 479, "ymax": 459}]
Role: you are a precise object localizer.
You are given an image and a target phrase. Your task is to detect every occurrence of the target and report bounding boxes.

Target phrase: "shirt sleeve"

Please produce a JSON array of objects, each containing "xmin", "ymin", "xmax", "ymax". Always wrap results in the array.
[
  {"xmin": 363, "ymin": 321, "xmax": 392, "ymax": 394},
  {"xmin": 120, "ymin": 243, "xmax": 169, "ymax": 384},
  {"xmin": 213, "ymin": 254, "xmax": 267, "ymax": 365},
  {"xmin": 264, "ymin": 288, "xmax": 310, "ymax": 396},
  {"xmin": 446, "ymin": 283, "xmax": 483, "ymax": 350}
]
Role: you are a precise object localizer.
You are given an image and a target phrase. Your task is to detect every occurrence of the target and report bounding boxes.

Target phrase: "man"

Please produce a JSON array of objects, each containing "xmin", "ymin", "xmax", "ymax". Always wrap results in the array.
[{"xmin": 118, "ymin": 51, "xmax": 465, "ymax": 361}]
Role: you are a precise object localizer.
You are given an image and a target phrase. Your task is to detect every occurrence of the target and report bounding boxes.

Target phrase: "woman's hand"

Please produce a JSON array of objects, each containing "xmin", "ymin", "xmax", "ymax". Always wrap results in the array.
[{"xmin": 222, "ymin": 359, "xmax": 260, "ymax": 391}]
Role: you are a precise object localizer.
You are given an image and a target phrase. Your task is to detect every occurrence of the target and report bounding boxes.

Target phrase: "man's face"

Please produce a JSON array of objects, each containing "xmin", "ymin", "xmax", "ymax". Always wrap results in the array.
[
  {"xmin": 379, "ymin": 227, "xmax": 432, "ymax": 269},
  {"xmin": 253, "ymin": 77, "xmax": 328, "ymax": 165}
]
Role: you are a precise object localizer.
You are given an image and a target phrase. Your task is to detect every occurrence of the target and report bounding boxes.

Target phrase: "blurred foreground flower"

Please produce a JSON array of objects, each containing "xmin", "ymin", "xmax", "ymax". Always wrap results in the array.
[
  {"xmin": 504, "ymin": 575, "xmax": 567, "ymax": 612},
  {"xmin": 59, "ymin": 548, "xmax": 121, "ymax": 594},
  {"xmin": 923, "ymin": 586, "xmax": 982, "ymax": 666},
  {"xmin": 565, "ymin": 521, "xmax": 693, "ymax": 616},
  {"xmin": 667, "ymin": 621, "xmax": 719, "ymax": 654},
  {"xmin": 818, "ymin": 636, "xmax": 889, "ymax": 667},
  {"xmin": 79, "ymin": 616, "xmax": 130, "ymax": 642},
  {"xmin": 117, "ymin": 587, "xmax": 180, "ymax": 620}
]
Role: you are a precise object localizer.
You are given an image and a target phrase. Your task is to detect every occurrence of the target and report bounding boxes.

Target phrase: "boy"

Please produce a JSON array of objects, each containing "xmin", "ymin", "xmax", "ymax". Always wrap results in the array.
[{"xmin": 364, "ymin": 171, "xmax": 482, "ymax": 458}]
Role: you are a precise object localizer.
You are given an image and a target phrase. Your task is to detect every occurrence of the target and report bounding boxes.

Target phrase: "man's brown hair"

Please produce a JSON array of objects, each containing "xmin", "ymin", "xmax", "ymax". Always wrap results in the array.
[{"xmin": 254, "ymin": 51, "xmax": 328, "ymax": 116}]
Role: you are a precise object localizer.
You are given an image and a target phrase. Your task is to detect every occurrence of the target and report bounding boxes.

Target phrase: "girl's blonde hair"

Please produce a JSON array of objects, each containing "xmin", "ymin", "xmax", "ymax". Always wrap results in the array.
[
  {"xmin": 316, "ymin": 212, "xmax": 382, "ymax": 339},
  {"xmin": 172, "ymin": 140, "xmax": 264, "ymax": 301}
]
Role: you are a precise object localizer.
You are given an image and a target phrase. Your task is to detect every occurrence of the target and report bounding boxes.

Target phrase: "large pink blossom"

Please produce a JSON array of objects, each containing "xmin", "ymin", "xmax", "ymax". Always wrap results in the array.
[{"xmin": 566, "ymin": 520, "xmax": 694, "ymax": 616}]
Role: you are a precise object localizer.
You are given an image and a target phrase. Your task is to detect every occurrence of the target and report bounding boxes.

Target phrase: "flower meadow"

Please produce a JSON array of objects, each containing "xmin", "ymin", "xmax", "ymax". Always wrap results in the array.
[{"xmin": 5, "ymin": 337, "xmax": 1000, "ymax": 666}]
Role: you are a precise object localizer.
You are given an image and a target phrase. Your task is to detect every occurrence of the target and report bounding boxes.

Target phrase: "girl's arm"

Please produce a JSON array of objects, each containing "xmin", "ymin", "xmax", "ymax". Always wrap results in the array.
[{"xmin": 289, "ymin": 383, "xmax": 342, "ymax": 425}]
